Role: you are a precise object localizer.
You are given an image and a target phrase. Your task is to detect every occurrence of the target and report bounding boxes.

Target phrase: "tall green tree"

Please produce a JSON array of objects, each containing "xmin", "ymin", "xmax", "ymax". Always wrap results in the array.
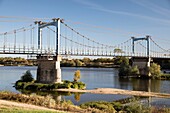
[{"xmin": 149, "ymin": 63, "xmax": 161, "ymax": 79}]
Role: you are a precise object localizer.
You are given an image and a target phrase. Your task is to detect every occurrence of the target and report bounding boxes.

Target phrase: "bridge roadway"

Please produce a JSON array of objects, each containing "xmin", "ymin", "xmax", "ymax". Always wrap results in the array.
[{"xmin": 0, "ymin": 48, "xmax": 170, "ymax": 59}]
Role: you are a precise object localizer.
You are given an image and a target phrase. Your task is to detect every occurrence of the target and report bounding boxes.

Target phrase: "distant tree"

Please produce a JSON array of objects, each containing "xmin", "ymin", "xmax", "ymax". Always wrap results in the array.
[
  {"xmin": 69, "ymin": 60, "xmax": 76, "ymax": 66},
  {"xmin": 21, "ymin": 70, "xmax": 34, "ymax": 82},
  {"xmin": 114, "ymin": 48, "xmax": 123, "ymax": 53},
  {"xmin": 82, "ymin": 57, "xmax": 91, "ymax": 65},
  {"xmin": 74, "ymin": 70, "xmax": 81, "ymax": 82},
  {"xmin": 149, "ymin": 63, "xmax": 161, "ymax": 79},
  {"xmin": 75, "ymin": 59, "xmax": 83, "ymax": 67}
]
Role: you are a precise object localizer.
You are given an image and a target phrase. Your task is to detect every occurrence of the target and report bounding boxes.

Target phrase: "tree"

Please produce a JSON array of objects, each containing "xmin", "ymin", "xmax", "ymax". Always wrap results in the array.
[
  {"xmin": 114, "ymin": 48, "xmax": 123, "ymax": 53},
  {"xmin": 114, "ymin": 57, "xmax": 129, "ymax": 65},
  {"xmin": 130, "ymin": 65, "xmax": 140, "ymax": 75},
  {"xmin": 74, "ymin": 70, "xmax": 81, "ymax": 82},
  {"xmin": 69, "ymin": 60, "xmax": 76, "ymax": 66},
  {"xmin": 82, "ymin": 57, "xmax": 91, "ymax": 65},
  {"xmin": 21, "ymin": 70, "xmax": 34, "ymax": 82},
  {"xmin": 119, "ymin": 64, "xmax": 140, "ymax": 77},
  {"xmin": 119, "ymin": 64, "xmax": 131, "ymax": 76},
  {"xmin": 75, "ymin": 59, "xmax": 83, "ymax": 67},
  {"xmin": 149, "ymin": 63, "xmax": 161, "ymax": 79}
]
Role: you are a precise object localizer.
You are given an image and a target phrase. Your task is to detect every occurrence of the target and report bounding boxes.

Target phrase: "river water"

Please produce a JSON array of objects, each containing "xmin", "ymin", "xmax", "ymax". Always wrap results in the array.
[{"xmin": 0, "ymin": 66, "xmax": 170, "ymax": 106}]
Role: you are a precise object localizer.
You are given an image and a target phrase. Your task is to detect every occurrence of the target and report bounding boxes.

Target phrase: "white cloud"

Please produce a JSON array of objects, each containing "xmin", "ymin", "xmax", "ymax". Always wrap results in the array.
[
  {"xmin": 73, "ymin": 0, "xmax": 170, "ymax": 24},
  {"xmin": 130, "ymin": 0, "xmax": 170, "ymax": 18}
]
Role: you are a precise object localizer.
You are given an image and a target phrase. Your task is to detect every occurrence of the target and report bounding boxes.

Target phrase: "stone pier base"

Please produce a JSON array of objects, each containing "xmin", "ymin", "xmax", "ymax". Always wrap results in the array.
[
  {"xmin": 36, "ymin": 55, "xmax": 62, "ymax": 83},
  {"xmin": 131, "ymin": 57, "xmax": 151, "ymax": 76}
]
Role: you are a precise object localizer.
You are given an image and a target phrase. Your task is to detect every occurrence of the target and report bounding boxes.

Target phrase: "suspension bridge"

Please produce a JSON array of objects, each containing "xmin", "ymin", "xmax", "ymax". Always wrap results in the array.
[
  {"xmin": 1, "ymin": 18, "xmax": 170, "ymax": 83},
  {"xmin": 0, "ymin": 18, "xmax": 170, "ymax": 58}
]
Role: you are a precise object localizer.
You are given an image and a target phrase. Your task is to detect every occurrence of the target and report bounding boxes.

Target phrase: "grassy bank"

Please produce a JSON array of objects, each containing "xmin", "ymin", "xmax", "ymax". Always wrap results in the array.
[
  {"xmin": 0, "ymin": 105, "xmax": 61, "ymax": 113},
  {"xmin": 0, "ymin": 91, "xmax": 170, "ymax": 113},
  {"xmin": 0, "ymin": 91, "xmax": 82, "ymax": 112}
]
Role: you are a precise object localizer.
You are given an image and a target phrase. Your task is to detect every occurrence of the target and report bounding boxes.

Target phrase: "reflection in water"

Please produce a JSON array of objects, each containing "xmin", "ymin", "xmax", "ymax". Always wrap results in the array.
[
  {"xmin": 118, "ymin": 77, "xmax": 162, "ymax": 107},
  {"xmin": 118, "ymin": 78, "xmax": 161, "ymax": 93},
  {"xmin": 17, "ymin": 89, "xmax": 83, "ymax": 103},
  {"xmin": 74, "ymin": 92, "xmax": 82, "ymax": 102},
  {"xmin": 132, "ymin": 79, "xmax": 161, "ymax": 92}
]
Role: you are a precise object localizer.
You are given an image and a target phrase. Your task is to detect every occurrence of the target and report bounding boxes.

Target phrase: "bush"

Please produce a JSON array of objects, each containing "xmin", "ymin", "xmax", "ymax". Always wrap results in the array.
[
  {"xmin": 119, "ymin": 64, "xmax": 131, "ymax": 76},
  {"xmin": 25, "ymin": 84, "xmax": 38, "ymax": 90},
  {"xmin": 149, "ymin": 63, "xmax": 161, "ymax": 79},
  {"xmin": 80, "ymin": 101, "xmax": 116, "ymax": 112},
  {"xmin": 21, "ymin": 70, "xmax": 34, "ymax": 82},
  {"xmin": 110, "ymin": 102, "xmax": 123, "ymax": 111},
  {"xmin": 77, "ymin": 82, "xmax": 86, "ymax": 89},
  {"xmin": 130, "ymin": 65, "xmax": 140, "ymax": 75},
  {"xmin": 119, "ymin": 64, "xmax": 140, "ymax": 77},
  {"xmin": 71, "ymin": 83, "xmax": 78, "ymax": 89},
  {"xmin": 15, "ymin": 80, "xmax": 25, "ymax": 89}
]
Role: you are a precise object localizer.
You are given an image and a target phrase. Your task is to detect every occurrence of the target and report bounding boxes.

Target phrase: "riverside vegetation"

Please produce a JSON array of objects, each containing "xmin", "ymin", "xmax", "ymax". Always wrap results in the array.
[
  {"xmin": 0, "ymin": 57, "xmax": 137, "ymax": 67},
  {"xmin": 15, "ymin": 70, "xmax": 86, "ymax": 91},
  {"xmin": 0, "ymin": 91, "xmax": 170, "ymax": 113},
  {"xmin": 118, "ymin": 57, "xmax": 170, "ymax": 80}
]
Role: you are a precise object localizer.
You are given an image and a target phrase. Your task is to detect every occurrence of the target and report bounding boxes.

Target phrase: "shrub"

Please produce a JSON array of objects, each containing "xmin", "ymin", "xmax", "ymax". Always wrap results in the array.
[
  {"xmin": 52, "ymin": 83, "xmax": 59, "ymax": 89},
  {"xmin": 130, "ymin": 65, "xmax": 140, "ymax": 75},
  {"xmin": 119, "ymin": 64, "xmax": 131, "ymax": 76},
  {"xmin": 77, "ymin": 82, "xmax": 86, "ymax": 89},
  {"xmin": 57, "ymin": 83, "xmax": 70, "ymax": 89},
  {"xmin": 71, "ymin": 83, "xmax": 78, "ymax": 89},
  {"xmin": 21, "ymin": 70, "xmax": 34, "ymax": 82},
  {"xmin": 80, "ymin": 101, "xmax": 116, "ymax": 112},
  {"xmin": 149, "ymin": 63, "xmax": 161, "ymax": 79},
  {"xmin": 110, "ymin": 102, "xmax": 123, "ymax": 111},
  {"xmin": 15, "ymin": 80, "xmax": 25, "ymax": 89},
  {"xmin": 25, "ymin": 84, "xmax": 38, "ymax": 90}
]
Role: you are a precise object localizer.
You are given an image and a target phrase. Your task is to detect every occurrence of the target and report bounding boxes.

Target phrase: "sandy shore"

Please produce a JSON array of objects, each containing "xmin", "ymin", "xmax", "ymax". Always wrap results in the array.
[{"xmin": 56, "ymin": 88, "xmax": 170, "ymax": 98}]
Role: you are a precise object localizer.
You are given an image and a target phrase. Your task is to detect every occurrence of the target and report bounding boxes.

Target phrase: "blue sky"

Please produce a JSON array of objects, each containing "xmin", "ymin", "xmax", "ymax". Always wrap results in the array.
[{"xmin": 0, "ymin": 0, "xmax": 170, "ymax": 51}]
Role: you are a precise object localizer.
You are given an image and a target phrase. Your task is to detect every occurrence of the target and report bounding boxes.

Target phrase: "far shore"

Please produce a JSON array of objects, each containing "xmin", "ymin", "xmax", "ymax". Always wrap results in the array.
[{"xmin": 56, "ymin": 88, "xmax": 170, "ymax": 98}]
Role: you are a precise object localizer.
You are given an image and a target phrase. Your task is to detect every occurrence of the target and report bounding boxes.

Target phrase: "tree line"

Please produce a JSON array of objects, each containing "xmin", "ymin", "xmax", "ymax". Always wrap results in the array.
[
  {"xmin": 0, "ymin": 56, "xmax": 129, "ymax": 67},
  {"xmin": 0, "ymin": 57, "xmax": 33, "ymax": 66},
  {"xmin": 60, "ymin": 57, "xmax": 128, "ymax": 67}
]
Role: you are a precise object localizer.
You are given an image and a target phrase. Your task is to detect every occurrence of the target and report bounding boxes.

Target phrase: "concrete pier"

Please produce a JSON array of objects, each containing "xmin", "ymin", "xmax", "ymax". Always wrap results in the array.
[
  {"xmin": 36, "ymin": 55, "xmax": 61, "ymax": 83},
  {"xmin": 131, "ymin": 57, "xmax": 151, "ymax": 76}
]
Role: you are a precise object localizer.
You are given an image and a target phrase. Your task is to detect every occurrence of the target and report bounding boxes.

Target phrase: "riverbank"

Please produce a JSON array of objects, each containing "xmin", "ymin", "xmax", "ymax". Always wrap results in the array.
[
  {"xmin": 0, "ymin": 90, "xmax": 170, "ymax": 113},
  {"xmin": 0, "ymin": 99, "xmax": 66, "ymax": 113},
  {"xmin": 56, "ymin": 88, "xmax": 170, "ymax": 98}
]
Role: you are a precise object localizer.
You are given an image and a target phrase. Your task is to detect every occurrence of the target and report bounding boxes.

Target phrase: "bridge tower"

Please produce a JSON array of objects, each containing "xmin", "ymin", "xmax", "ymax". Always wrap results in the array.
[
  {"xmin": 35, "ymin": 18, "xmax": 62, "ymax": 83},
  {"xmin": 132, "ymin": 35, "xmax": 150, "ymax": 57},
  {"xmin": 131, "ymin": 35, "xmax": 151, "ymax": 76}
]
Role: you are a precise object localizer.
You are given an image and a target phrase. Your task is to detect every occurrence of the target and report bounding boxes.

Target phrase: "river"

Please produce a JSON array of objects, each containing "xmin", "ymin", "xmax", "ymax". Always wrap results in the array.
[{"xmin": 0, "ymin": 66, "xmax": 170, "ymax": 106}]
